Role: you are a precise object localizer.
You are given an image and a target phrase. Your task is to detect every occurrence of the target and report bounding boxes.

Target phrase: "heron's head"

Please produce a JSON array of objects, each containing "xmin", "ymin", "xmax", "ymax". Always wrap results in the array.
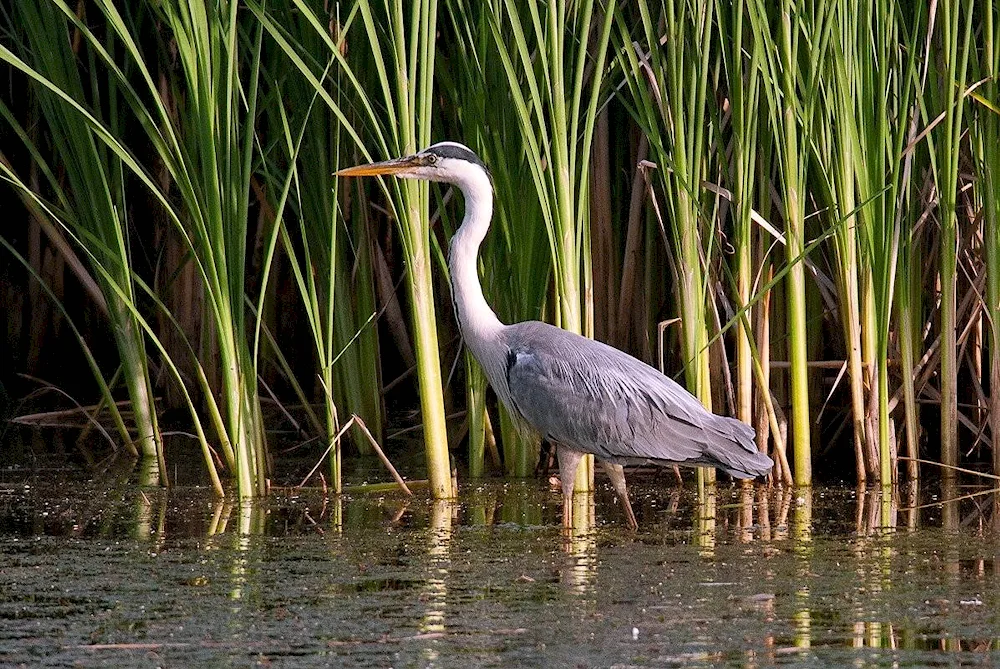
[{"xmin": 336, "ymin": 141, "xmax": 491, "ymax": 187}]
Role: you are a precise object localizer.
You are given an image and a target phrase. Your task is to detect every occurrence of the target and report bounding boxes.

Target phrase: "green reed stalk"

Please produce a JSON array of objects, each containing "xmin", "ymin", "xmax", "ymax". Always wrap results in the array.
[
  {"xmin": 748, "ymin": 0, "xmax": 837, "ymax": 486},
  {"xmin": 780, "ymin": 0, "xmax": 823, "ymax": 487},
  {"xmin": 929, "ymin": 0, "xmax": 974, "ymax": 477},
  {"xmin": 976, "ymin": 1, "xmax": 1000, "ymax": 476},
  {"xmin": 3, "ymin": 1, "xmax": 164, "ymax": 475},
  {"xmin": 814, "ymin": 19, "xmax": 870, "ymax": 483},
  {"xmin": 895, "ymin": 4, "xmax": 933, "ymax": 483},
  {"xmin": 896, "ymin": 229, "xmax": 921, "ymax": 482},
  {"xmin": 254, "ymin": 0, "xmax": 452, "ymax": 497},
  {"xmin": 153, "ymin": 0, "xmax": 269, "ymax": 497},
  {"xmin": 488, "ymin": 0, "xmax": 617, "ymax": 491},
  {"xmin": 846, "ymin": 0, "xmax": 922, "ymax": 487},
  {"xmin": 616, "ymin": 0, "xmax": 720, "ymax": 489},
  {"xmin": 816, "ymin": 0, "xmax": 914, "ymax": 484},
  {"xmin": 400, "ymin": 0, "xmax": 453, "ymax": 498},
  {"xmin": 717, "ymin": 0, "xmax": 762, "ymax": 431},
  {"xmin": 856, "ymin": 0, "xmax": 894, "ymax": 487}
]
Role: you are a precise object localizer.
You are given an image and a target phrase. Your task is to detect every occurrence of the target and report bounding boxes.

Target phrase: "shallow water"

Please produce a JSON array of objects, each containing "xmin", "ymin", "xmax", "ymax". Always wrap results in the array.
[{"xmin": 1, "ymin": 478, "xmax": 999, "ymax": 667}]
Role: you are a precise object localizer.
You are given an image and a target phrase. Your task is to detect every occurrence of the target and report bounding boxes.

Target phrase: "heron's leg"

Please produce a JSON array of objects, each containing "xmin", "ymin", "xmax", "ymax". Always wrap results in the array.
[
  {"xmin": 600, "ymin": 461, "xmax": 638, "ymax": 530},
  {"xmin": 555, "ymin": 446, "xmax": 583, "ymax": 529},
  {"xmin": 534, "ymin": 439, "xmax": 554, "ymax": 478}
]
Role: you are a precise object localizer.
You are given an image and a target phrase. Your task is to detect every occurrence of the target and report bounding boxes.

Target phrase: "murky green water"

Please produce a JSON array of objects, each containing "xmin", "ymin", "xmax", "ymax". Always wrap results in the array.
[{"xmin": 1, "ymin": 477, "xmax": 999, "ymax": 667}]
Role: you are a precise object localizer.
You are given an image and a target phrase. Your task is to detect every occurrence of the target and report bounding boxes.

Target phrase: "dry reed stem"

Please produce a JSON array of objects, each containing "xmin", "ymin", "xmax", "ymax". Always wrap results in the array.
[
  {"xmin": 298, "ymin": 414, "xmax": 413, "ymax": 495},
  {"xmin": 351, "ymin": 415, "xmax": 412, "ymax": 495},
  {"xmin": 898, "ymin": 457, "xmax": 1000, "ymax": 480}
]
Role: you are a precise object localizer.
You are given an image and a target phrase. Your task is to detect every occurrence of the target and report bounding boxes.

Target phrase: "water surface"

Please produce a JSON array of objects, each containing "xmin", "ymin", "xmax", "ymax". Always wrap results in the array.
[{"xmin": 1, "ymin": 478, "xmax": 998, "ymax": 667}]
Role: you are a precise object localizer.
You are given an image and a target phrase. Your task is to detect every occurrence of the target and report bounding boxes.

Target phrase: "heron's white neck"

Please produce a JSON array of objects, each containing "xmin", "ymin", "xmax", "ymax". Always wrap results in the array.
[{"xmin": 447, "ymin": 168, "xmax": 504, "ymax": 351}]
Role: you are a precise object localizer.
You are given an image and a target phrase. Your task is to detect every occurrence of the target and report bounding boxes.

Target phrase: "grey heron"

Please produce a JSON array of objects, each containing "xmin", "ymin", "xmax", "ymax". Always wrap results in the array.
[{"xmin": 338, "ymin": 141, "xmax": 773, "ymax": 529}]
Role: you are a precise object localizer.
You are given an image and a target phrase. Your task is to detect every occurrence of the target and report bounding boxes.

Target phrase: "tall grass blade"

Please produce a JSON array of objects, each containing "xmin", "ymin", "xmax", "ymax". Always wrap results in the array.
[
  {"xmin": 252, "ymin": 0, "xmax": 453, "ymax": 497},
  {"xmin": 3, "ymin": 0, "xmax": 165, "ymax": 477}
]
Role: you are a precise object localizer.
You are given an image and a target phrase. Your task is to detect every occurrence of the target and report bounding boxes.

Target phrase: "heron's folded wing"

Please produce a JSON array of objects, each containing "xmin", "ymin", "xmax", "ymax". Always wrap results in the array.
[{"xmin": 504, "ymin": 326, "xmax": 732, "ymax": 464}]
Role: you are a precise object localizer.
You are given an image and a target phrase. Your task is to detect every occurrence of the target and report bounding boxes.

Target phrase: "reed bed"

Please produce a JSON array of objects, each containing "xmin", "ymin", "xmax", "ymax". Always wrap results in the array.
[{"xmin": 1, "ymin": 0, "xmax": 998, "ymax": 494}]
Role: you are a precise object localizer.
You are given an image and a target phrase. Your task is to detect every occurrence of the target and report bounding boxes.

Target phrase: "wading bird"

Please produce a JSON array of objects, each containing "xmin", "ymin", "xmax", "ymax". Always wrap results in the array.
[{"xmin": 338, "ymin": 142, "xmax": 773, "ymax": 529}]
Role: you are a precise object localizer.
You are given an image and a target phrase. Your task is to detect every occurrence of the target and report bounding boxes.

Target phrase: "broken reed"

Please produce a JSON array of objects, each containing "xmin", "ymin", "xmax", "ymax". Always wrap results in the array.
[{"xmin": 2, "ymin": 0, "xmax": 1000, "ymax": 494}]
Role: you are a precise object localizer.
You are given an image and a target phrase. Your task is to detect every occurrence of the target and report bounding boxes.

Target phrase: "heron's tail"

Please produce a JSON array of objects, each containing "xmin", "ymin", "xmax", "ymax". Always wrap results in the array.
[{"xmin": 702, "ymin": 415, "xmax": 773, "ymax": 479}]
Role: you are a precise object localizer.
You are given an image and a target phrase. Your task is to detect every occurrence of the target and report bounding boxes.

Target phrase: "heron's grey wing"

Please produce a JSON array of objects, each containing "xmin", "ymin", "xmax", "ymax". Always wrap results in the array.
[{"xmin": 503, "ymin": 322, "xmax": 769, "ymax": 477}]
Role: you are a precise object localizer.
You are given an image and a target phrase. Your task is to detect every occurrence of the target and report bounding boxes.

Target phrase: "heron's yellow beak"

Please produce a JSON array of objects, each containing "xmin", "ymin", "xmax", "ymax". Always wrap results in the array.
[{"xmin": 335, "ymin": 154, "xmax": 426, "ymax": 177}]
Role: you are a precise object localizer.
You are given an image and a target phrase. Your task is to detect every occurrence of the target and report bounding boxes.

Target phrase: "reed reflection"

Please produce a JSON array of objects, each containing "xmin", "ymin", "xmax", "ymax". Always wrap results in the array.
[
  {"xmin": 902, "ymin": 481, "xmax": 919, "ymax": 530},
  {"xmin": 464, "ymin": 486, "xmax": 498, "ymax": 526},
  {"xmin": 792, "ymin": 488, "xmax": 812, "ymax": 649},
  {"xmin": 206, "ymin": 499, "xmax": 234, "ymax": 536},
  {"xmin": 938, "ymin": 477, "xmax": 962, "ymax": 605},
  {"xmin": 716, "ymin": 483, "xmax": 797, "ymax": 545},
  {"xmin": 756, "ymin": 486, "xmax": 771, "ymax": 542},
  {"xmin": 695, "ymin": 483, "xmax": 716, "ymax": 556},
  {"xmin": 774, "ymin": 487, "xmax": 793, "ymax": 542},
  {"xmin": 937, "ymin": 478, "xmax": 966, "ymax": 652},
  {"xmin": 558, "ymin": 490, "xmax": 597, "ymax": 626},
  {"xmin": 851, "ymin": 487, "xmax": 897, "ymax": 650},
  {"xmin": 715, "ymin": 484, "xmax": 789, "ymax": 660},
  {"xmin": 328, "ymin": 494, "xmax": 342, "ymax": 533},
  {"xmin": 232, "ymin": 500, "xmax": 266, "ymax": 581},
  {"xmin": 502, "ymin": 483, "xmax": 544, "ymax": 526},
  {"xmin": 737, "ymin": 483, "xmax": 755, "ymax": 543},
  {"xmin": 419, "ymin": 499, "xmax": 454, "ymax": 666},
  {"xmin": 131, "ymin": 486, "xmax": 166, "ymax": 544},
  {"xmin": 855, "ymin": 485, "xmax": 898, "ymax": 537}
]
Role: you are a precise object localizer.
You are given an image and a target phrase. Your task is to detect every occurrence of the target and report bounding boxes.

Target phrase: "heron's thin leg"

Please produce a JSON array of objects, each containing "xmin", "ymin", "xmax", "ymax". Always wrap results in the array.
[
  {"xmin": 601, "ymin": 461, "xmax": 638, "ymax": 530},
  {"xmin": 556, "ymin": 446, "xmax": 583, "ymax": 529}
]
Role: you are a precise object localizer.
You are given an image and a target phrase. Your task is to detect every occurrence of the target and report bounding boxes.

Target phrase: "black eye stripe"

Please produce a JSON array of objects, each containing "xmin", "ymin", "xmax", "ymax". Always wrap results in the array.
[{"xmin": 426, "ymin": 144, "xmax": 489, "ymax": 172}]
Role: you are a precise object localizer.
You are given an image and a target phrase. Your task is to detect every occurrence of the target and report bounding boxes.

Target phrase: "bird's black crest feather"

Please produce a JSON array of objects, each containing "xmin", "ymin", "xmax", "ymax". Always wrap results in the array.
[{"xmin": 426, "ymin": 143, "xmax": 491, "ymax": 175}]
